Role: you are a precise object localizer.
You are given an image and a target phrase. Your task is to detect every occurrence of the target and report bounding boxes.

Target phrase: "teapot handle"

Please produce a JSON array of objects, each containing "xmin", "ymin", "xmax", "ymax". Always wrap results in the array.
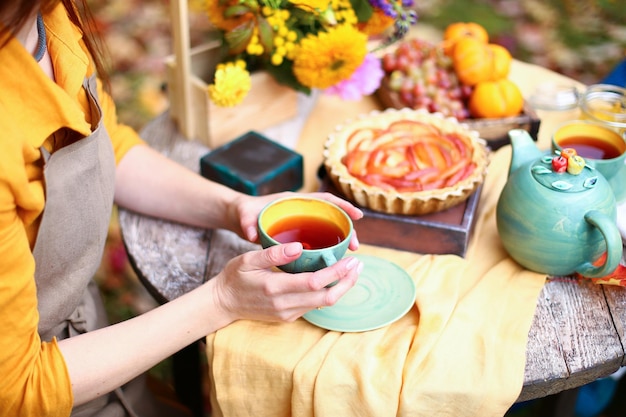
[{"xmin": 574, "ymin": 210, "xmax": 623, "ymax": 278}]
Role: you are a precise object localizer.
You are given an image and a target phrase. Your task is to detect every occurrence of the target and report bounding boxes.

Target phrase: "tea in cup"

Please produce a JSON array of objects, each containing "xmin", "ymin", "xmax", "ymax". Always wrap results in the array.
[
  {"xmin": 258, "ymin": 197, "xmax": 353, "ymax": 274},
  {"xmin": 552, "ymin": 120, "xmax": 626, "ymax": 181}
]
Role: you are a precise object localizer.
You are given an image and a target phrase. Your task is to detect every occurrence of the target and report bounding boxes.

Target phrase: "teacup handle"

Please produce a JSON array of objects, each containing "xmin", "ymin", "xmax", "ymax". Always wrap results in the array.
[
  {"xmin": 321, "ymin": 251, "xmax": 339, "ymax": 267},
  {"xmin": 321, "ymin": 252, "xmax": 340, "ymax": 287},
  {"xmin": 574, "ymin": 210, "xmax": 622, "ymax": 278}
]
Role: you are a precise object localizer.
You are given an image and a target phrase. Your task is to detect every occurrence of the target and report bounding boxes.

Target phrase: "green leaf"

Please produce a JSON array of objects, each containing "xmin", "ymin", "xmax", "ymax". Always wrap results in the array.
[
  {"xmin": 349, "ymin": 0, "xmax": 373, "ymax": 23},
  {"xmin": 224, "ymin": 5, "xmax": 252, "ymax": 18},
  {"xmin": 225, "ymin": 21, "xmax": 255, "ymax": 55},
  {"xmin": 583, "ymin": 177, "xmax": 599, "ymax": 189},
  {"xmin": 257, "ymin": 17, "xmax": 274, "ymax": 54},
  {"xmin": 265, "ymin": 61, "xmax": 311, "ymax": 94},
  {"xmin": 532, "ymin": 165, "xmax": 552, "ymax": 175},
  {"xmin": 551, "ymin": 180, "xmax": 573, "ymax": 191},
  {"xmin": 261, "ymin": 0, "xmax": 282, "ymax": 9},
  {"xmin": 290, "ymin": 7, "xmax": 322, "ymax": 34}
]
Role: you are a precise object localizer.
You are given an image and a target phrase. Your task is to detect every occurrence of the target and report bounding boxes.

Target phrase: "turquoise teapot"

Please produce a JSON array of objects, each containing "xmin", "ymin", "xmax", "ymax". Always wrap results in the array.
[{"xmin": 496, "ymin": 129, "xmax": 622, "ymax": 278}]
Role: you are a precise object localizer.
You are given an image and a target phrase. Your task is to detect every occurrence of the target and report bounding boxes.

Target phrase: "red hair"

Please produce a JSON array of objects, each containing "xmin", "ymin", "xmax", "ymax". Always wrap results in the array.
[{"xmin": 0, "ymin": 0, "xmax": 110, "ymax": 89}]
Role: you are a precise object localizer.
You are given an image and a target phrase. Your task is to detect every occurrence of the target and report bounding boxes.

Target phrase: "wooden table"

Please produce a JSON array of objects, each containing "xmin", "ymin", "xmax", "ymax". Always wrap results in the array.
[{"xmin": 119, "ymin": 63, "xmax": 626, "ymax": 416}]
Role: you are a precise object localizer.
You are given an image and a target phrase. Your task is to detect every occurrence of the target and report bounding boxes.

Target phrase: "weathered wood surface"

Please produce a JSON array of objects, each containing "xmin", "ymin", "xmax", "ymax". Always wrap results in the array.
[
  {"xmin": 118, "ymin": 112, "xmax": 626, "ymax": 403},
  {"xmin": 520, "ymin": 278, "xmax": 626, "ymax": 401},
  {"xmin": 119, "ymin": 112, "xmax": 260, "ymax": 304}
]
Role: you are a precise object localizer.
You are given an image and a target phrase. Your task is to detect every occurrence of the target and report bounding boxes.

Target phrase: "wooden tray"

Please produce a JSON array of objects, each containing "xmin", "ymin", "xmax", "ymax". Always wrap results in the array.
[
  {"xmin": 318, "ymin": 167, "xmax": 482, "ymax": 257},
  {"xmin": 376, "ymin": 78, "xmax": 541, "ymax": 150}
]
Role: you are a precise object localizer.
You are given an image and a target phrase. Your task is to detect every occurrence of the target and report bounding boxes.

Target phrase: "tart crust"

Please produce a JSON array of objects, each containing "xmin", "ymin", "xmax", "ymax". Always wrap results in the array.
[{"xmin": 323, "ymin": 108, "xmax": 490, "ymax": 215}]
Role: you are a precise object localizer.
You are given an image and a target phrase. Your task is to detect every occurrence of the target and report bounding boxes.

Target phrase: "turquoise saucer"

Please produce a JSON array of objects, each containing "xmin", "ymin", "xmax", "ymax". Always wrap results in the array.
[{"xmin": 302, "ymin": 254, "xmax": 417, "ymax": 332}]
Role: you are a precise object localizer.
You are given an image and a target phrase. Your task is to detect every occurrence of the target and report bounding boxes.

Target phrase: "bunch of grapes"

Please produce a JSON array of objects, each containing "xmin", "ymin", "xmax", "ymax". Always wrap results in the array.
[{"xmin": 381, "ymin": 39, "xmax": 473, "ymax": 120}]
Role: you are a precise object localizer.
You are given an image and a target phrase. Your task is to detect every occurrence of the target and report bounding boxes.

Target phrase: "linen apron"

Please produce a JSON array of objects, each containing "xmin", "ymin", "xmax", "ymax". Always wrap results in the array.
[{"xmin": 32, "ymin": 76, "xmax": 182, "ymax": 417}]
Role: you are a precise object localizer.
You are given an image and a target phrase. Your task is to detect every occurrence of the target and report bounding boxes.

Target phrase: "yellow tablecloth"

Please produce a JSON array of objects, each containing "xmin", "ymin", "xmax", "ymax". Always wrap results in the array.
[{"xmin": 205, "ymin": 61, "xmax": 584, "ymax": 417}]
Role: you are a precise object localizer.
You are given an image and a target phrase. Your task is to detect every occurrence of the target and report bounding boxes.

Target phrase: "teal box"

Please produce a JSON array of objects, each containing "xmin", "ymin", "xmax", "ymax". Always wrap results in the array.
[{"xmin": 200, "ymin": 131, "xmax": 304, "ymax": 196}]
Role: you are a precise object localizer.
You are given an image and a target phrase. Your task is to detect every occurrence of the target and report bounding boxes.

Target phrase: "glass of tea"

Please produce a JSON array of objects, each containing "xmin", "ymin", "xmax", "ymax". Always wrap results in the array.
[
  {"xmin": 257, "ymin": 197, "xmax": 354, "ymax": 274},
  {"xmin": 552, "ymin": 119, "xmax": 626, "ymax": 181}
]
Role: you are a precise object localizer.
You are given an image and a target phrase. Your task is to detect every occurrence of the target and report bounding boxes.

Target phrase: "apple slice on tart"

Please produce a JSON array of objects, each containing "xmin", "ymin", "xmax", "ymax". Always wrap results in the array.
[{"xmin": 323, "ymin": 108, "xmax": 490, "ymax": 215}]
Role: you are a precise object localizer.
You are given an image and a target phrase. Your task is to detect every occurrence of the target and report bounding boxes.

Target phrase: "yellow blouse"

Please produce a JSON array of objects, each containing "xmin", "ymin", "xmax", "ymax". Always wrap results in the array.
[{"xmin": 0, "ymin": 4, "xmax": 144, "ymax": 415}]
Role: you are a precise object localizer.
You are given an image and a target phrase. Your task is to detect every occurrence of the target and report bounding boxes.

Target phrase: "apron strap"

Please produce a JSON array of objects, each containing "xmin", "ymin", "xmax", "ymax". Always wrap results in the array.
[
  {"xmin": 113, "ymin": 388, "xmax": 141, "ymax": 417},
  {"xmin": 40, "ymin": 146, "xmax": 51, "ymax": 163}
]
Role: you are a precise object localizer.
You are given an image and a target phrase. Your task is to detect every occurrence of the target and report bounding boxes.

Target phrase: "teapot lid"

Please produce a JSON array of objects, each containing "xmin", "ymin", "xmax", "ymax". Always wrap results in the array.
[{"xmin": 531, "ymin": 149, "xmax": 601, "ymax": 192}]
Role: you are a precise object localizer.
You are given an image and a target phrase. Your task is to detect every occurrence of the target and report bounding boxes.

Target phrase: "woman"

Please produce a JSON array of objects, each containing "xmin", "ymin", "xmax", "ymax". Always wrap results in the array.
[{"xmin": 0, "ymin": 1, "xmax": 364, "ymax": 416}]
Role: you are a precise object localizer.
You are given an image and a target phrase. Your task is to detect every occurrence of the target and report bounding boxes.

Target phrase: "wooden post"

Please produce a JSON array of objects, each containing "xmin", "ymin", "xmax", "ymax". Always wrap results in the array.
[
  {"xmin": 169, "ymin": 0, "xmax": 194, "ymax": 139},
  {"xmin": 165, "ymin": 1, "xmax": 300, "ymax": 147}
]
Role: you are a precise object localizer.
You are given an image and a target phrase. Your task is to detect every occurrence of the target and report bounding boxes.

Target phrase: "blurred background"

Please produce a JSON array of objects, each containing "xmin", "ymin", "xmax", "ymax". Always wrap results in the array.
[
  {"xmin": 88, "ymin": 1, "xmax": 626, "ymax": 416},
  {"xmin": 90, "ymin": 0, "xmax": 626, "ymax": 133}
]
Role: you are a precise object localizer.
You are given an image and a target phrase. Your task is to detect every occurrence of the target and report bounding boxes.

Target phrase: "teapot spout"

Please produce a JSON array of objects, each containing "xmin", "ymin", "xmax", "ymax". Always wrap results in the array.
[{"xmin": 507, "ymin": 129, "xmax": 543, "ymax": 177}]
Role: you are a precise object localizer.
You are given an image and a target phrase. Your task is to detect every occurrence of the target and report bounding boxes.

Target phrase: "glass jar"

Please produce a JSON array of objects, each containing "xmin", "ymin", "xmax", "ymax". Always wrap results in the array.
[
  {"xmin": 579, "ymin": 84, "xmax": 626, "ymax": 134},
  {"xmin": 527, "ymin": 82, "xmax": 580, "ymax": 112}
]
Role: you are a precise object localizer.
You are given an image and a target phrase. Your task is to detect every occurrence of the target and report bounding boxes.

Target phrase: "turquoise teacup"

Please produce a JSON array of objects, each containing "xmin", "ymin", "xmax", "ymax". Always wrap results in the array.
[
  {"xmin": 552, "ymin": 120, "xmax": 626, "ymax": 181},
  {"xmin": 258, "ymin": 197, "xmax": 353, "ymax": 274}
]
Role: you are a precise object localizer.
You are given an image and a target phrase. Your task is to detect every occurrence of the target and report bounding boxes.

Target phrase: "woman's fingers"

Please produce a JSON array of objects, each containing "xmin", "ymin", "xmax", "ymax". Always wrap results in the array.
[
  {"xmin": 260, "ymin": 256, "xmax": 363, "ymax": 321},
  {"xmin": 310, "ymin": 192, "xmax": 364, "ymax": 220},
  {"xmin": 217, "ymin": 247, "xmax": 363, "ymax": 322},
  {"xmin": 235, "ymin": 191, "xmax": 364, "ymax": 245},
  {"xmin": 266, "ymin": 256, "xmax": 363, "ymax": 305}
]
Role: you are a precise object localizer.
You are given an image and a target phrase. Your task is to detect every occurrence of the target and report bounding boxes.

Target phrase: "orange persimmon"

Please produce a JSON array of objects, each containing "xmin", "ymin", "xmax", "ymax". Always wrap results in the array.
[
  {"xmin": 468, "ymin": 79, "xmax": 524, "ymax": 118},
  {"xmin": 443, "ymin": 22, "xmax": 489, "ymax": 55},
  {"xmin": 452, "ymin": 38, "xmax": 512, "ymax": 86}
]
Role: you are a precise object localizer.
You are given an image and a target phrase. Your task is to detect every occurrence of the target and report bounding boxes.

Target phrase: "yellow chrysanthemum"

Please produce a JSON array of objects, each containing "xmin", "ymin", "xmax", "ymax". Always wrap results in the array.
[
  {"xmin": 205, "ymin": 0, "xmax": 255, "ymax": 31},
  {"xmin": 330, "ymin": 0, "xmax": 357, "ymax": 25},
  {"xmin": 208, "ymin": 61, "xmax": 252, "ymax": 107},
  {"xmin": 357, "ymin": 8, "xmax": 395, "ymax": 36},
  {"xmin": 292, "ymin": 24, "xmax": 367, "ymax": 89},
  {"xmin": 288, "ymin": 0, "xmax": 330, "ymax": 12}
]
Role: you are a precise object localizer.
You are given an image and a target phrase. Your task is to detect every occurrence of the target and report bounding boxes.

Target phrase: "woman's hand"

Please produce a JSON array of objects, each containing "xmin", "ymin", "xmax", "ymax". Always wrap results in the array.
[
  {"xmin": 231, "ymin": 191, "xmax": 364, "ymax": 251},
  {"xmin": 209, "ymin": 242, "xmax": 363, "ymax": 323}
]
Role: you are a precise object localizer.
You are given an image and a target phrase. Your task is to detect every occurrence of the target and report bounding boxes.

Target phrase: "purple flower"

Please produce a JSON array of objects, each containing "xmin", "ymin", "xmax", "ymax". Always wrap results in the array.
[
  {"xmin": 367, "ymin": 0, "xmax": 415, "ymax": 18},
  {"xmin": 324, "ymin": 54, "xmax": 384, "ymax": 100}
]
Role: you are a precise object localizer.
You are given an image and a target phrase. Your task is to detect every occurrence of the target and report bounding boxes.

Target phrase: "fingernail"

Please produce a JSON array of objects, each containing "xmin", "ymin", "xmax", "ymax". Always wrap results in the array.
[
  {"xmin": 346, "ymin": 257, "xmax": 363, "ymax": 272},
  {"xmin": 284, "ymin": 242, "xmax": 302, "ymax": 257}
]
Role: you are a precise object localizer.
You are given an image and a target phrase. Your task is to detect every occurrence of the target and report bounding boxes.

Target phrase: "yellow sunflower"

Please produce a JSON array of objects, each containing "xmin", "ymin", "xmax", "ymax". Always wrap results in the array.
[
  {"xmin": 205, "ymin": 0, "xmax": 255, "ymax": 31},
  {"xmin": 208, "ymin": 61, "xmax": 252, "ymax": 107},
  {"xmin": 292, "ymin": 24, "xmax": 367, "ymax": 89}
]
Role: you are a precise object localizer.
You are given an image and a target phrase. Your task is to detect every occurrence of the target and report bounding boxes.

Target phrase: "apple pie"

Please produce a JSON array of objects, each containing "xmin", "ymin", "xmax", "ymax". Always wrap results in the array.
[{"xmin": 323, "ymin": 108, "xmax": 490, "ymax": 215}]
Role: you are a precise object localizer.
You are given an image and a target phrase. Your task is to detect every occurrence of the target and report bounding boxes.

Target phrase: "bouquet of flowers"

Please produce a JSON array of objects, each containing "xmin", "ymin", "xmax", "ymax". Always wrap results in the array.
[{"xmin": 204, "ymin": 0, "xmax": 417, "ymax": 106}]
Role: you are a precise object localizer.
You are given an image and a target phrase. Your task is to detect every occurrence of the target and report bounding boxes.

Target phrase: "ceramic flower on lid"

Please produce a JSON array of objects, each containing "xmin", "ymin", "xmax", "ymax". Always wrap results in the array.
[
  {"xmin": 534, "ymin": 148, "xmax": 600, "ymax": 192},
  {"xmin": 202, "ymin": 0, "xmax": 418, "ymax": 106}
]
